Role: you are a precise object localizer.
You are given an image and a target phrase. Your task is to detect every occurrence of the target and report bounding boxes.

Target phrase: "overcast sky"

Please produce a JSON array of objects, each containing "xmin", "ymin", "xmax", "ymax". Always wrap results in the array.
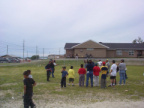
[{"xmin": 0, "ymin": 0, "xmax": 144, "ymax": 56}]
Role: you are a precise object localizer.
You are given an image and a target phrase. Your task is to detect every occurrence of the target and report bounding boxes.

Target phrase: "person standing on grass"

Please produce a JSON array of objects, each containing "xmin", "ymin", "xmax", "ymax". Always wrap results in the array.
[
  {"xmin": 100, "ymin": 62, "xmax": 108, "ymax": 88},
  {"xmin": 84, "ymin": 60, "xmax": 88, "ymax": 69},
  {"xmin": 53, "ymin": 60, "xmax": 57, "ymax": 66},
  {"xmin": 106, "ymin": 59, "xmax": 110, "ymax": 76},
  {"xmin": 23, "ymin": 71, "xmax": 36, "ymax": 108},
  {"xmin": 86, "ymin": 60, "xmax": 94, "ymax": 87},
  {"xmin": 110, "ymin": 60, "xmax": 117, "ymax": 87},
  {"xmin": 93, "ymin": 63, "xmax": 101, "ymax": 87},
  {"xmin": 45, "ymin": 61, "xmax": 52, "ymax": 81},
  {"xmin": 61, "ymin": 66, "xmax": 68, "ymax": 88},
  {"xmin": 50, "ymin": 60, "xmax": 55, "ymax": 78},
  {"xmin": 119, "ymin": 59, "xmax": 126, "ymax": 85},
  {"xmin": 98, "ymin": 60, "xmax": 102, "ymax": 68},
  {"xmin": 78, "ymin": 64, "xmax": 86, "ymax": 87},
  {"xmin": 68, "ymin": 66, "xmax": 75, "ymax": 86}
]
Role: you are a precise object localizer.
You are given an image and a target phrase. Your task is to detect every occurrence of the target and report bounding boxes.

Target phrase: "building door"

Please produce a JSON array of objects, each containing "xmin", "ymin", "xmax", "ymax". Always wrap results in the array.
[{"xmin": 137, "ymin": 50, "xmax": 142, "ymax": 57}]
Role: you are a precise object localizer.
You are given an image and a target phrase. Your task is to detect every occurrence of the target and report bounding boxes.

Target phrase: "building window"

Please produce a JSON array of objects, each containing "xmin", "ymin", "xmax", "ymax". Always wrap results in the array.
[
  {"xmin": 129, "ymin": 50, "xmax": 134, "ymax": 56},
  {"xmin": 80, "ymin": 49, "xmax": 83, "ymax": 52},
  {"xmin": 87, "ymin": 48, "xmax": 94, "ymax": 51},
  {"xmin": 116, "ymin": 50, "xmax": 122, "ymax": 55}
]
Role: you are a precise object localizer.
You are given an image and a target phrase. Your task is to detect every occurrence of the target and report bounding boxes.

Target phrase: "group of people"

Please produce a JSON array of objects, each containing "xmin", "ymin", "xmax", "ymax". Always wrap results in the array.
[
  {"xmin": 60, "ymin": 59, "xmax": 127, "ymax": 88},
  {"xmin": 22, "ymin": 59, "xmax": 127, "ymax": 107},
  {"xmin": 45, "ymin": 59, "xmax": 57, "ymax": 81}
]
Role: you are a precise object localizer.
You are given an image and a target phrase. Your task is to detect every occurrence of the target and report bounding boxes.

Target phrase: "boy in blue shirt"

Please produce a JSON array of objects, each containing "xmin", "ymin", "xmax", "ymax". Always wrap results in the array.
[{"xmin": 61, "ymin": 66, "xmax": 68, "ymax": 88}]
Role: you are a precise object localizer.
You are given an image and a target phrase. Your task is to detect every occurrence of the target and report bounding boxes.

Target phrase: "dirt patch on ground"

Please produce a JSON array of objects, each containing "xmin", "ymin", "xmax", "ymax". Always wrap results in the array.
[
  {"xmin": 1, "ymin": 100, "xmax": 144, "ymax": 108},
  {"xmin": 0, "ymin": 83, "xmax": 17, "ymax": 87},
  {"xmin": 36, "ymin": 82, "xmax": 46, "ymax": 86},
  {"xmin": 1, "ymin": 87, "xmax": 144, "ymax": 108},
  {"xmin": 0, "ymin": 90, "xmax": 14, "ymax": 96}
]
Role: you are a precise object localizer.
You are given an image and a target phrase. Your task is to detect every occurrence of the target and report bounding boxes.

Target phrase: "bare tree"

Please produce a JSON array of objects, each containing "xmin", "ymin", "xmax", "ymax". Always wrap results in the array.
[
  {"xmin": 137, "ymin": 37, "xmax": 143, "ymax": 43},
  {"xmin": 132, "ymin": 37, "xmax": 143, "ymax": 43},
  {"xmin": 132, "ymin": 39, "xmax": 137, "ymax": 43}
]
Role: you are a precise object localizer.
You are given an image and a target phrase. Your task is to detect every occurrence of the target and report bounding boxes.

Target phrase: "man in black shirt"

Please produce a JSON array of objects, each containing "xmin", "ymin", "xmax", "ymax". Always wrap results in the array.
[
  {"xmin": 45, "ymin": 61, "xmax": 52, "ymax": 81},
  {"xmin": 23, "ymin": 71, "xmax": 36, "ymax": 108},
  {"xmin": 86, "ymin": 60, "xmax": 94, "ymax": 87}
]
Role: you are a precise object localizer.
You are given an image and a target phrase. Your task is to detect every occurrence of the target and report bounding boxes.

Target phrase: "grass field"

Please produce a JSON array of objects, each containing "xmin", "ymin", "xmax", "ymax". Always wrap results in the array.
[{"xmin": 0, "ymin": 59, "xmax": 144, "ymax": 108}]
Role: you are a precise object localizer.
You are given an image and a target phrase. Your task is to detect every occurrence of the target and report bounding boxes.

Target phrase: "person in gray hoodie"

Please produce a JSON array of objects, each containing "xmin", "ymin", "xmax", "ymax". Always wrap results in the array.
[{"xmin": 119, "ymin": 59, "xmax": 126, "ymax": 85}]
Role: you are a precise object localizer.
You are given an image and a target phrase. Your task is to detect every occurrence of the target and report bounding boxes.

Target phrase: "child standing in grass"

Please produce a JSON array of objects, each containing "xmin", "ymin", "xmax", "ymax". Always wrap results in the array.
[
  {"xmin": 68, "ymin": 66, "xmax": 75, "ymax": 86},
  {"xmin": 61, "ymin": 66, "xmax": 68, "ymax": 88},
  {"xmin": 100, "ymin": 62, "xmax": 108, "ymax": 88},
  {"xmin": 93, "ymin": 63, "xmax": 101, "ymax": 87},
  {"xmin": 78, "ymin": 64, "xmax": 86, "ymax": 87},
  {"xmin": 45, "ymin": 61, "xmax": 52, "ymax": 81},
  {"xmin": 23, "ymin": 71, "xmax": 36, "ymax": 108}
]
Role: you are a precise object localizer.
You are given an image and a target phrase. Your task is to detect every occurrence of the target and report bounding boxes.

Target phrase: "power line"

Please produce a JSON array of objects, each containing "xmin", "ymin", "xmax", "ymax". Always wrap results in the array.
[
  {"xmin": 7, "ymin": 45, "xmax": 8, "ymax": 55},
  {"xmin": 0, "ymin": 40, "xmax": 65, "ymax": 57},
  {"xmin": 23, "ymin": 40, "xmax": 25, "ymax": 62}
]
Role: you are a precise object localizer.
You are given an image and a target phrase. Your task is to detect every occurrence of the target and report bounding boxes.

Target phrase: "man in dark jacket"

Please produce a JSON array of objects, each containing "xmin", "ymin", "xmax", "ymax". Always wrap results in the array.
[
  {"xmin": 45, "ymin": 61, "xmax": 52, "ymax": 81},
  {"xmin": 86, "ymin": 60, "xmax": 94, "ymax": 87}
]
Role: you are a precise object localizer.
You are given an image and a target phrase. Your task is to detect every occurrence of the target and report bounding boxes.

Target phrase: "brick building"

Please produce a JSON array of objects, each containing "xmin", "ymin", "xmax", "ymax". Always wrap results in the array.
[{"xmin": 64, "ymin": 40, "xmax": 144, "ymax": 58}]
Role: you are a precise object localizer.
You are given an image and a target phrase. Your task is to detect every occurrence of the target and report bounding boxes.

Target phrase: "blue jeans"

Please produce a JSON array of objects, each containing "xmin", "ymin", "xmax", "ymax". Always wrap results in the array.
[
  {"xmin": 119, "ymin": 70, "xmax": 126, "ymax": 85},
  {"xmin": 86, "ymin": 71, "xmax": 93, "ymax": 87},
  {"xmin": 50, "ymin": 68, "xmax": 55, "ymax": 77}
]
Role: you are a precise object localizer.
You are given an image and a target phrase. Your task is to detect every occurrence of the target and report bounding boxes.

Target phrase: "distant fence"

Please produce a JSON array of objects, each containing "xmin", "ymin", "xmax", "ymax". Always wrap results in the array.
[
  {"xmin": 0, "ymin": 58, "xmax": 144, "ymax": 66},
  {"xmin": 58, "ymin": 58, "xmax": 144, "ymax": 66}
]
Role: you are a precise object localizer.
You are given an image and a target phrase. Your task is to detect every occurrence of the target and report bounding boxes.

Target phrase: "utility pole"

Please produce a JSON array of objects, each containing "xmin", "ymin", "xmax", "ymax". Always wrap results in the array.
[
  {"xmin": 59, "ymin": 48, "xmax": 60, "ymax": 55},
  {"xmin": 7, "ymin": 45, "xmax": 8, "ymax": 55},
  {"xmin": 36, "ymin": 46, "xmax": 37, "ymax": 60},
  {"xmin": 27, "ymin": 51, "xmax": 28, "ymax": 58},
  {"xmin": 43, "ymin": 48, "xmax": 44, "ymax": 60},
  {"xmin": 23, "ymin": 40, "xmax": 25, "ymax": 62}
]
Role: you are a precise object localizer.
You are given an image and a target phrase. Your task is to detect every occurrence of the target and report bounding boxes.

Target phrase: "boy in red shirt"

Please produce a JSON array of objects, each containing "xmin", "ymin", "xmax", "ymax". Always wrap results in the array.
[
  {"xmin": 78, "ymin": 64, "xmax": 86, "ymax": 87},
  {"xmin": 93, "ymin": 63, "xmax": 101, "ymax": 86}
]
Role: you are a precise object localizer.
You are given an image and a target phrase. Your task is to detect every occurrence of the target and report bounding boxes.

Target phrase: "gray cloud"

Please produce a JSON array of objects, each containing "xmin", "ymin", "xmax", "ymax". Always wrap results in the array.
[{"xmin": 0, "ymin": 0, "xmax": 144, "ymax": 56}]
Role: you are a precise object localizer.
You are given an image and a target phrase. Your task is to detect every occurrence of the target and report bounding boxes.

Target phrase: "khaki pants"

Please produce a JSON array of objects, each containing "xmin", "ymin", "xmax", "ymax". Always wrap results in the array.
[{"xmin": 93, "ymin": 76, "xmax": 99, "ymax": 86}]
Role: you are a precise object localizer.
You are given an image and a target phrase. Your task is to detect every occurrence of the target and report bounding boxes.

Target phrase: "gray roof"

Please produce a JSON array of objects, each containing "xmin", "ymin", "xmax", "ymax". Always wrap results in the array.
[
  {"xmin": 101, "ymin": 43, "xmax": 144, "ymax": 50},
  {"xmin": 64, "ymin": 42, "xmax": 144, "ymax": 50},
  {"xmin": 1, "ymin": 55, "xmax": 19, "ymax": 58},
  {"xmin": 64, "ymin": 43, "xmax": 80, "ymax": 49}
]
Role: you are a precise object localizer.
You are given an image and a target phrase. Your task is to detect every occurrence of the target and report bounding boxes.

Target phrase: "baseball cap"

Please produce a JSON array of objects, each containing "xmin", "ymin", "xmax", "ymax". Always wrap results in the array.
[{"xmin": 102, "ymin": 62, "xmax": 106, "ymax": 65}]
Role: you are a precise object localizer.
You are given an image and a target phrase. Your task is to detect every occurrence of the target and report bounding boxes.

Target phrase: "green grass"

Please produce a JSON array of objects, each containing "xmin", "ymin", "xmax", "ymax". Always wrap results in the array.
[{"xmin": 0, "ymin": 59, "xmax": 144, "ymax": 107}]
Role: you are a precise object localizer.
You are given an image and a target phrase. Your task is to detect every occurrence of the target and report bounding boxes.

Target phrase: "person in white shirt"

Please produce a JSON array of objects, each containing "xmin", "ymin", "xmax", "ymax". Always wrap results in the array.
[
  {"xmin": 98, "ymin": 60, "xmax": 102, "ymax": 68},
  {"xmin": 53, "ymin": 60, "xmax": 57, "ymax": 66},
  {"xmin": 110, "ymin": 60, "xmax": 117, "ymax": 87},
  {"xmin": 106, "ymin": 59, "xmax": 110, "ymax": 75}
]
